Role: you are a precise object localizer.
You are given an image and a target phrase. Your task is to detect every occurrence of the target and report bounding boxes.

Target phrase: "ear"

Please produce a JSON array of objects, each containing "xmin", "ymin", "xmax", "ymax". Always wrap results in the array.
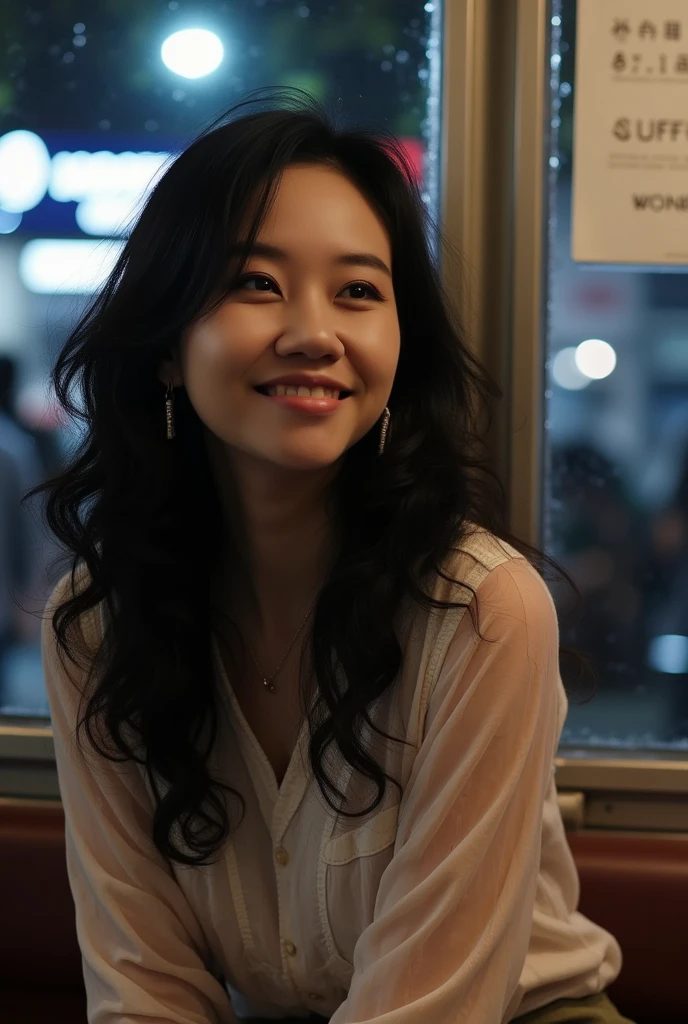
[{"xmin": 156, "ymin": 352, "xmax": 184, "ymax": 388}]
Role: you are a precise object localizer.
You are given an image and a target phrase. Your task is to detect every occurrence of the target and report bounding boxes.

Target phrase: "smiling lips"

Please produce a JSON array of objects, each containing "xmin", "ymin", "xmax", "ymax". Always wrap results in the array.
[
  {"xmin": 256, "ymin": 384, "xmax": 345, "ymax": 399},
  {"xmin": 254, "ymin": 373, "xmax": 355, "ymax": 398},
  {"xmin": 253, "ymin": 384, "xmax": 352, "ymax": 415}
]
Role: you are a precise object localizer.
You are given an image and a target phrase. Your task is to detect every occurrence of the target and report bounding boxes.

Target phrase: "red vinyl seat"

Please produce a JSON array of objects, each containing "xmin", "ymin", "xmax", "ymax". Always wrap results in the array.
[{"xmin": 566, "ymin": 830, "xmax": 688, "ymax": 1024}]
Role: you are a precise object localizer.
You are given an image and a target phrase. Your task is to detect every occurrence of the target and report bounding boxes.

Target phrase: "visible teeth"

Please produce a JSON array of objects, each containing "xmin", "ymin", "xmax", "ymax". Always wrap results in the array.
[{"xmin": 266, "ymin": 384, "xmax": 339, "ymax": 398}]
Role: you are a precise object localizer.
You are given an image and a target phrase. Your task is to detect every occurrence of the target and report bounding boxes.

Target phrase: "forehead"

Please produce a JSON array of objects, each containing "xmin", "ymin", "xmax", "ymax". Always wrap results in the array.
[{"xmin": 246, "ymin": 164, "xmax": 391, "ymax": 257}]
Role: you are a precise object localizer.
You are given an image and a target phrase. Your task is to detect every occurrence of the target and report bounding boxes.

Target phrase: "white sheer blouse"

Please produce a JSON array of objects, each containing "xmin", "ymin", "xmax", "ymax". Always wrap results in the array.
[{"xmin": 42, "ymin": 524, "xmax": 622, "ymax": 1023}]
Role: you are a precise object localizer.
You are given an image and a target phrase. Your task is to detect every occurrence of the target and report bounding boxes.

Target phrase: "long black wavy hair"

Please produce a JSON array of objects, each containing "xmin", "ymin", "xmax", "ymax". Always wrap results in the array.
[{"xmin": 26, "ymin": 87, "xmax": 593, "ymax": 867}]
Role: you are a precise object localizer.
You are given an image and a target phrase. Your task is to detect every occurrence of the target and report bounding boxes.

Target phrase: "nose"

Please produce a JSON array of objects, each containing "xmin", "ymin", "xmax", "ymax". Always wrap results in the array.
[
  {"xmin": 274, "ymin": 301, "xmax": 346, "ymax": 362},
  {"xmin": 275, "ymin": 331, "xmax": 345, "ymax": 362}
]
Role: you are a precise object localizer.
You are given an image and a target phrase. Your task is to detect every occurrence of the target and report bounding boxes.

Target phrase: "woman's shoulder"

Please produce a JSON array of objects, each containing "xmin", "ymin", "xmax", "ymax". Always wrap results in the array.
[
  {"xmin": 396, "ymin": 522, "xmax": 537, "ymax": 659},
  {"xmin": 429, "ymin": 519, "xmax": 530, "ymax": 605},
  {"xmin": 455, "ymin": 519, "xmax": 527, "ymax": 567}
]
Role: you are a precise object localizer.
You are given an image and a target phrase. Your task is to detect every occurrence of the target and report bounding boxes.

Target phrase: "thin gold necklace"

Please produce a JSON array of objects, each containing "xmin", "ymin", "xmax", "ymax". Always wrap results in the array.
[{"xmin": 242, "ymin": 601, "xmax": 316, "ymax": 694}]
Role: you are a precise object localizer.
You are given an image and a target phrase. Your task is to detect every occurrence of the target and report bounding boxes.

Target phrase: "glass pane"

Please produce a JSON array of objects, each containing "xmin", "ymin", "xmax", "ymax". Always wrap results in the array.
[
  {"xmin": 0, "ymin": 0, "xmax": 443, "ymax": 719},
  {"xmin": 546, "ymin": 1, "xmax": 688, "ymax": 752}
]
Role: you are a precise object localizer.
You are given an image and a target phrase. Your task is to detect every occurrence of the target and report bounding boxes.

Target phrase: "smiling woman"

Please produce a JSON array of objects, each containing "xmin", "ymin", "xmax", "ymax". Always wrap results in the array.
[
  {"xmin": 28, "ymin": 86, "xmax": 632, "ymax": 1024},
  {"xmin": 158, "ymin": 159, "xmax": 400, "ymax": 485}
]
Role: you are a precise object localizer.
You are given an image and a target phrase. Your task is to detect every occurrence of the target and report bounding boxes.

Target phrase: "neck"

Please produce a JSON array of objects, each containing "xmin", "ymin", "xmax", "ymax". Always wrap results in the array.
[{"xmin": 207, "ymin": 437, "xmax": 340, "ymax": 634}]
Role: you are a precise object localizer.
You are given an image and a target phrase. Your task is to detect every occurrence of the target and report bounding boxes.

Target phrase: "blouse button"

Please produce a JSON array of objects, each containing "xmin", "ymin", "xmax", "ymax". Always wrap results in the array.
[
  {"xmin": 275, "ymin": 846, "xmax": 290, "ymax": 866},
  {"xmin": 309, "ymin": 992, "xmax": 323, "ymax": 1001},
  {"xmin": 284, "ymin": 940, "xmax": 297, "ymax": 956}
]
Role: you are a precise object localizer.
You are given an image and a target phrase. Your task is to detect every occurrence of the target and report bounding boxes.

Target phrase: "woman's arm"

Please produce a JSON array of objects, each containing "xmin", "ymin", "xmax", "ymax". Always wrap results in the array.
[
  {"xmin": 43, "ymin": 573, "xmax": 237, "ymax": 1024},
  {"xmin": 327, "ymin": 559, "xmax": 561, "ymax": 1024}
]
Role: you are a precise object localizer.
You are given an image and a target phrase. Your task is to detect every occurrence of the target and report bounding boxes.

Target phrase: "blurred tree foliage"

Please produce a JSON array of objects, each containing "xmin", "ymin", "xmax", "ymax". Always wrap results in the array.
[{"xmin": 0, "ymin": 0, "xmax": 432, "ymax": 140}]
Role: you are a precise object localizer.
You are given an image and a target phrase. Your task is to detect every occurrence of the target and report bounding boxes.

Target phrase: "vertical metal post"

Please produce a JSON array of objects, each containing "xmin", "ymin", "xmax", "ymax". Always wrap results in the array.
[{"xmin": 509, "ymin": 0, "xmax": 552, "ymax": 545}]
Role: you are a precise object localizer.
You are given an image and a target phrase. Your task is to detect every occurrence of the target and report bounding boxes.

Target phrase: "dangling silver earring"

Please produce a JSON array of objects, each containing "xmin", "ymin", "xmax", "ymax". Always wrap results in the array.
[
  {"xmin": 165, "ymin": 382, "xmax": 175, "ymax": 440},
  {"xmin": 378, "ymin": 406, "xmax": 390, "ymax": 456}
]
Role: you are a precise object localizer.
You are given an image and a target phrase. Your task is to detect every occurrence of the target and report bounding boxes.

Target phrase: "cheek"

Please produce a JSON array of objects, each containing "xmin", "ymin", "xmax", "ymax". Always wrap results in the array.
[
  {"xmin": 362, "ymin": 328, "xmax": 400, "ymax": 386},
  {"xmin": 387, "ymin": 334, "xmax": 401, "ymax": 375},
  {"xmin": 182, "ymin": 312, "xmax": 254, "ymax": 391},
  {"xmin": 179, "ymin": 328, "xmax": 238, "ymax": 434}
]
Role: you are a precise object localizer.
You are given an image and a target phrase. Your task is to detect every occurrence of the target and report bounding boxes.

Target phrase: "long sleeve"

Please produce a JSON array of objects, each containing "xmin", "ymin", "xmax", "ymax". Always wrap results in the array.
[
  {"xmin": 42, "ymin": 573, "xmax": 238, "ymax": 1024},
  {"xmin": 327, "ymin": 558, "xmax": 561, "ymax": 1024}
]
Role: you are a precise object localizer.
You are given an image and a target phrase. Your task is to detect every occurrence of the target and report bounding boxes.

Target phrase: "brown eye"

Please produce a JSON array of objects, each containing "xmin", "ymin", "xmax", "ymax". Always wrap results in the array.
[
  {"xmin": 341, "ymin": 282, "xmax": 383, "ymax": 301},
  {"xmin": 236, "ymin": 274, "xmax": 277, "ymax": 292},
  {"xmin": 234, "ymin": 274, "xmax": 383, "ymax": 301}
]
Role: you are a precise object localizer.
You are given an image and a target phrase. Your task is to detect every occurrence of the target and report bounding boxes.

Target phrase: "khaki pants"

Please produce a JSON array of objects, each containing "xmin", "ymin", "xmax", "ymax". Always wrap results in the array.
[
  {"xmin": 245, "ymin": 991, "xmax": 637, "ymax": 1023},
  {"xmin": 513, "ymin": 991, "xmax": 636, "ymax": 1023}
]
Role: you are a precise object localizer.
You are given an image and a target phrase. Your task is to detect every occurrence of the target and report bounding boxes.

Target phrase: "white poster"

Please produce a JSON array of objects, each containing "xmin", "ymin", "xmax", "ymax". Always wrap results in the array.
[{"xmin": 572, "ymin": 0, "xmax": 688, "ymax": 265}]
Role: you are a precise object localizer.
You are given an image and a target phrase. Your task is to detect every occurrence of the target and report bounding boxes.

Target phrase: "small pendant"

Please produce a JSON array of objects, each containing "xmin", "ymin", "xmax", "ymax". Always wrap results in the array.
[{"xmin": 263, "ymin": 678, "xmax": 277, "ymax": 694}]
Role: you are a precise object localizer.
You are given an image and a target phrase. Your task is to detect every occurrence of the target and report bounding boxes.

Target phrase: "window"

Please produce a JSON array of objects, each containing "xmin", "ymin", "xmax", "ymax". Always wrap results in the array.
[
  {"xmin": 5, "ymin": 1, "xmax": 687, "ymax": 828},
  {"xmin": 0, "ymin": 1, "xmax": 442, "ymax": 743},
  {"xmin": 546, "ymin": 2, "xmax": 688, "ymax": 754}
]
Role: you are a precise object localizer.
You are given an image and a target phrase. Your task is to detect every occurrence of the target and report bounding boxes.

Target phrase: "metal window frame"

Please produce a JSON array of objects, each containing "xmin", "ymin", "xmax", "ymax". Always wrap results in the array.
[
  {"xmin": 0, "ymin": 721, "xmax": 59, "ymax": 799},
  {"xmin": 2, "ymin": 1, "xmax": 688, "ymax": 830}
]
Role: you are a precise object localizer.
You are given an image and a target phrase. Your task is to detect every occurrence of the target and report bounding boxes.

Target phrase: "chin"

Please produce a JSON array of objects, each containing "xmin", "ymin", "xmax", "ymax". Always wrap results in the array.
[
  {"xmin": 247, "ymin": 434, "xmax": 352, "ymax": 470},
  {"xmin": 266, "ymin": 449, "xmax": 345, "ymax": 472}
]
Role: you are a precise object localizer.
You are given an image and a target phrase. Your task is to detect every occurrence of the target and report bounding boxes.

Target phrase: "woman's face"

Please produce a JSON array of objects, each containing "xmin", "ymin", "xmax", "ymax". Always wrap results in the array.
[{"xmin": 159, "ymin": 163, "xmax": 400, "ymax": 474}]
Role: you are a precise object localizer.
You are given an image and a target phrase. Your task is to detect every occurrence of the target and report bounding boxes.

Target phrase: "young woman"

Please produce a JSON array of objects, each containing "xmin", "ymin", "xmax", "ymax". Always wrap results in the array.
[{"xmin": 33, "ymin": 88, "xmax": 635, "ymax": 1024}]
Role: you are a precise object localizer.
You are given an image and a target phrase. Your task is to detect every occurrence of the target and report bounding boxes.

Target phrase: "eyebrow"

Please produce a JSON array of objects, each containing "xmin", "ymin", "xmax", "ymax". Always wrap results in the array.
[{"xmin": 229, "ymin": 241, "xmax": 392, "ymax": 279}]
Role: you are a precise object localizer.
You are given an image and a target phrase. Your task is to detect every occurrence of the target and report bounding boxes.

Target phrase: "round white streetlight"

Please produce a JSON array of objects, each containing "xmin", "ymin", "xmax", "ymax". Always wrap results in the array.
[
  {"xmin": 161, "ymin": 29, "xmax": 224, "ymax": 80},
  {"xmin": 575, "ymin": 338, "xmax": 617, "ymax": 381}
]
